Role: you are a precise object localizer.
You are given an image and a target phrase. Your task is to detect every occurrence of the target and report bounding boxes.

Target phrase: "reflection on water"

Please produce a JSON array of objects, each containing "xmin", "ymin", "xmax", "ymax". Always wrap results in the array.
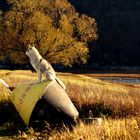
[{"xmin": 99, "ymin": 77, "xmax": 140, "ymax": 84}]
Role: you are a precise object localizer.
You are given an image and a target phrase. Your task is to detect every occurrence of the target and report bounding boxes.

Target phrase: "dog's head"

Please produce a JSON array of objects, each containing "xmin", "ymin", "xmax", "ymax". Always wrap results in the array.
[{"xmin": 26, "ymin": 44, "xmax": 38, "ymax": 57}]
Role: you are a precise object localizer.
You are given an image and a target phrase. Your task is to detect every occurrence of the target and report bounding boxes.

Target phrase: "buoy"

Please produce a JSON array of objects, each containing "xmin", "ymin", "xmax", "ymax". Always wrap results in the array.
[{"xmin": 9, "ymin": 81, "xmax": 79, "ymax": 126}]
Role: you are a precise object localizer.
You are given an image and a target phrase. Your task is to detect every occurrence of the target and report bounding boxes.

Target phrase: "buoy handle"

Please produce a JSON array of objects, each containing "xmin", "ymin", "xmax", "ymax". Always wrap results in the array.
[{"xmin": 0, "ymin": 79, "xmax": 14, "ymax": 91}]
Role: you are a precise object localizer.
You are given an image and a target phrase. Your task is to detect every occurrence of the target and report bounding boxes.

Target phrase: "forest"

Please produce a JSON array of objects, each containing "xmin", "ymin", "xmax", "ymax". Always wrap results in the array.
[
  {"xmin": 69, "ymin": 0, "xmax": 140, "ymax": 67},
  {"xmin": 0, "ymin": 0, "xmax": 140, "ymax": 68},
  {"xmin": 0, "ymin": 0, "xmax": 97, "ymax": 67}
]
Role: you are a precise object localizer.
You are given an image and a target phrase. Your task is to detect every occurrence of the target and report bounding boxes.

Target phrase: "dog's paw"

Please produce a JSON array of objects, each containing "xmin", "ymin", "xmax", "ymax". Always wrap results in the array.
[
  {"xmin": 42, "ymin": 79, "xmax": 49, "ymax": 82},
  {"xmin": 36, "ymin": 80, "xmax": 41, "ymax": 84}
]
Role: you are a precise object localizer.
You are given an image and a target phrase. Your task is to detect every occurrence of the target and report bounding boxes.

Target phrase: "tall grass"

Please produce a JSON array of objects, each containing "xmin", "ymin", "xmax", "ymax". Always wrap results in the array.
[
  {"xmin": 60, "ymin": 74, "xmax": 140, "ymax": 118},
  {"xmin": 0, "ymin": 70, "xmax": 140, "ymax": 139}
]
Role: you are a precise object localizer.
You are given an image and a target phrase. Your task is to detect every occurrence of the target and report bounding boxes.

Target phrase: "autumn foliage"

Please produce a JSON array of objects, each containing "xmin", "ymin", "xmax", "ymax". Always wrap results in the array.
[{"xmin": 0, "ymin": 0, "xmax": 97, "ymax": 66}]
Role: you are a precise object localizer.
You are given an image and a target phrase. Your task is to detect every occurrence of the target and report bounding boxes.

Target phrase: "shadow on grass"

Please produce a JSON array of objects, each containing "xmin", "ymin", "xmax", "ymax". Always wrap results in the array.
[
  {"xmin": 72, "ymin": 99, "xmax": 137, "ymax": 119},
  {"xmin": 0, "ymin": 99, "xmax": 77, "ymax": 137},
  {"xmin": 78, "ymin": 102, "xmax": 113, "ymax": 119},
  {"xmin": 0, "ymin": 101, "xmax": 25, "ymax": 136}
]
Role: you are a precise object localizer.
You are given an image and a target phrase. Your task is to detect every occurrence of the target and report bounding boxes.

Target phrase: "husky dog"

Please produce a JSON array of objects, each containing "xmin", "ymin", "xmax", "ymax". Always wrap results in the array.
[{"xmin": 26, "ymin": 45, "xmax": 66, "ymax": 90}]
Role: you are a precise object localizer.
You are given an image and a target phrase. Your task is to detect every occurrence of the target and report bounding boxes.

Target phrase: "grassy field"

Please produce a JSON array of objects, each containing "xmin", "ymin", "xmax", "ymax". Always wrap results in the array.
[{"xmin": 0, "ymin": 70, "xmax": 140, "ymax": 140}]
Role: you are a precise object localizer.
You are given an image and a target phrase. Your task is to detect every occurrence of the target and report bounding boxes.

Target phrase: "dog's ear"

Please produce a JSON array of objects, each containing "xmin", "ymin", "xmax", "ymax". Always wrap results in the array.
[{"xmin": 33, "ymin": 44, "xmax": 36, "ymax": 48}]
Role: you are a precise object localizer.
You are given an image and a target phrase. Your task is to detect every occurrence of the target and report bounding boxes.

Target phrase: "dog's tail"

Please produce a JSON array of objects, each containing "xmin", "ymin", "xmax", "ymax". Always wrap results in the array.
[
  {"xmin": 0, "ymin": 79, "xmax": 14, "ymax": 91},
  {"xmin": 55, "ymin": 77, "xmax": 66, "ymax": 90}
]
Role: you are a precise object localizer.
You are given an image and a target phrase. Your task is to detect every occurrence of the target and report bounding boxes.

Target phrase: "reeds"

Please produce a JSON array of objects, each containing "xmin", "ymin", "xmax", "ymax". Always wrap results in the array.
[{"xmin": 0, "ymin": 70, "xmax": 140, "ymax": 139}]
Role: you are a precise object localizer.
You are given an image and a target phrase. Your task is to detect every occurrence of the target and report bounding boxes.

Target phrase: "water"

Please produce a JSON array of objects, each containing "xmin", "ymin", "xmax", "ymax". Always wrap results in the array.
[{"xmin": 99, "ymin": 77, "xmax": 140, "ymax": 84}]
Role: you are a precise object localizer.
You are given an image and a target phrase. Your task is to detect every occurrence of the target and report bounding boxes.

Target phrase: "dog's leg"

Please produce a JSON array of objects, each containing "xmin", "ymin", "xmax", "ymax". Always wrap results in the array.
[
  {"xmin": 37, "ymin": 71, "xmax": 42, "ymax": 83},
  {"xmin": 44, "ymin": 70, "xmax": 66, "ymax": 89},
  {"xmin": 44, "ymin": 70, "xmax": 55, "ymax": 81}
]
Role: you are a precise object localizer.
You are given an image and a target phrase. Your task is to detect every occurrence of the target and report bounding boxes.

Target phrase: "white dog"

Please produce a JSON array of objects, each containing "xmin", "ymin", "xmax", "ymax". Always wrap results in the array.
[{"xmin": 26, "ymin": 45, "xmax": 66, "ymax": 90}]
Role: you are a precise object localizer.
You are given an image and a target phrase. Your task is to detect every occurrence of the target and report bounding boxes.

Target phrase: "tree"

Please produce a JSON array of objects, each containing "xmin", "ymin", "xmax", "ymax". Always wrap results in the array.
[{"xmin": 0, "ymin": 0, "xmax": 97, "ymax": 67}]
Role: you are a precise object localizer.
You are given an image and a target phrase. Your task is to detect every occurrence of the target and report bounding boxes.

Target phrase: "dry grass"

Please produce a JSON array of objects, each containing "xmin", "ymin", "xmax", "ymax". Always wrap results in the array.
[
  {"xmin": 49, "ymin": 118, "xmax": 140, "ymax": 140},
  {"xmin": 0, "ymin": 70, "xmax": 140, "ymax": 140},
  {"xmin": 62, "ymin": 74, "xmax": 140, "ymax": 118}
]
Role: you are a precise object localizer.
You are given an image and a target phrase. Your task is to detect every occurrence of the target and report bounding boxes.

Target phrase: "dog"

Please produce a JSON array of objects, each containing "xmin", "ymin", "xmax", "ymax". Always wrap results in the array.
[{"xmin": 25, "ymin": 45, "xmax": 66, "ymax": 90}]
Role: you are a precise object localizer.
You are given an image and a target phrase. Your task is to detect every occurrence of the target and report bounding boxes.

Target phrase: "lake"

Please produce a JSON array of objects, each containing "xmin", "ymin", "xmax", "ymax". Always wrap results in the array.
[{"xmin": 99, "ymin": 77, "xmax": 140, "ymax": 84}]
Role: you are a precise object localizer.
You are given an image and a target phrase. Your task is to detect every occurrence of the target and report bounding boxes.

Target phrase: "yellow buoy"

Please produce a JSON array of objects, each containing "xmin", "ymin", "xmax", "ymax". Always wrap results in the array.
[{"xmin": 10, "ymin": 81, "xmax": 79, "ymax": 126}]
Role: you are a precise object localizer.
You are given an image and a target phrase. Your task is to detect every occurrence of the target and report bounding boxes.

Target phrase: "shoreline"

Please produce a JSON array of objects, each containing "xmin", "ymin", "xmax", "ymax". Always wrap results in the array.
[
  {"xmin": 84, "ymin": 73, "xmax": 140, "ymax": 78},
  {"xmin": 61, "ymin": 70, "xmax": 140, "ymax": 78}
]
